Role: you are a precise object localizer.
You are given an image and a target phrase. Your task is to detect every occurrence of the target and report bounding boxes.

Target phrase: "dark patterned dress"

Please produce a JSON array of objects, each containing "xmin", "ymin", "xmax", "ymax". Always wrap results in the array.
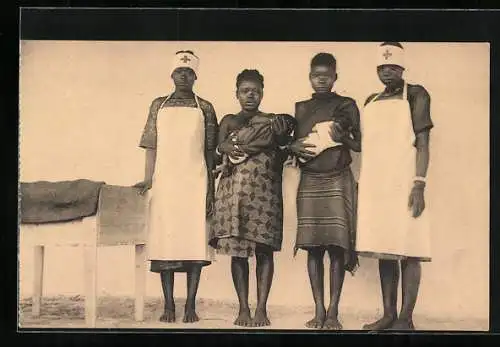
[{"xmin": 209, "ymin": 112, "xmax": 294, "ymax": 258}]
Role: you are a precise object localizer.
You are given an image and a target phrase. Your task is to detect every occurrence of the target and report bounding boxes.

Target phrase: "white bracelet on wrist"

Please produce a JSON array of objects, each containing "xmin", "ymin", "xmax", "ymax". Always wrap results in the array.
[{"xmin": 414, "ymin": 176, "xmax": 427, "ymax": 183}]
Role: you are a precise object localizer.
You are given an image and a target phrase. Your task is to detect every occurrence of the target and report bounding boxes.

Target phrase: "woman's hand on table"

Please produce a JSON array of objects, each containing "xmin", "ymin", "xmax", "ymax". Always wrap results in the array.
[{"xmin": 133, "ymin": 179, "xmax": 153, "ymax": 195}]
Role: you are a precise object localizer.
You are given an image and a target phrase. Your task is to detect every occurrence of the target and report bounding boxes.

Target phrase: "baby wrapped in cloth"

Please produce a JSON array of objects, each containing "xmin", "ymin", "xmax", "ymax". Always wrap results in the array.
[
  {"xmin": 298, "ymin": 112, "xmax": 353, "ymax": 163},
  {"xmin": 214, "ymin": 114, "xmax": 296, "ymax": 175}
]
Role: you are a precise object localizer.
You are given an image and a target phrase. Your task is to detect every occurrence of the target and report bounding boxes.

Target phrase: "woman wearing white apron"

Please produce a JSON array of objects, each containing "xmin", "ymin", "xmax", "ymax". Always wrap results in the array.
[
  {"xmin": 134, "ymin": 50, "xmax": 218, "ymax": 324},
  {"xmin": 356, "ymin": 42, "xmax": 434, "ymax": 331}
]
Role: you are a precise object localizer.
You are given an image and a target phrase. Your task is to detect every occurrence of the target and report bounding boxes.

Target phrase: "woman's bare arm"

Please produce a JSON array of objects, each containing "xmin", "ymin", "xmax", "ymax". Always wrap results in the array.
[{"xmin": 415, "ymin": 131, "xmax": 430, "ymax": 179}]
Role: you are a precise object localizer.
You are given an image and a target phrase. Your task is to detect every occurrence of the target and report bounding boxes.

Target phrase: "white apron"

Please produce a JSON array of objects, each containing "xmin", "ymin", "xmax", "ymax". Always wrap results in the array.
[
  {"xmin": 356, "ymin": 84, "xmax": 431, "ymax": 259},
  {"xmin": 147, "ymin": 95, "xmax": 214, "ymax": 262}
]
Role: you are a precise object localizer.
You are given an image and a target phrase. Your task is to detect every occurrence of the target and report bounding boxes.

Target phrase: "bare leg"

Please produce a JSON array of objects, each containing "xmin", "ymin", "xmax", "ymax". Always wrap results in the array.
[
  {"xmin": 252, "ymin": 249, "xmax": 274, "ymax": 327},
  {"xmin": 305, "ymin": 248, "xmax": 326, "ymax": 329},
  {"xmin": 231, "ymin": 257, "xmax": 252, "ymax": 326},
  {"xmin": 391, "ymin": 258, "xmax": 421, "ymax": 330},
  {"xmin": 159, "ymin": 271, "xmax": 176, "ymax": 322},
  {"xmin": 183, "ymin": 265, "xmax": 202, "ymax": 323},
  {"xmin": 362, "ymin": 259, "xmax": 399, "ymax": 330},
  {"xmin": 324, "ymin": 246, "xmax": 345, "ymax": 330}
]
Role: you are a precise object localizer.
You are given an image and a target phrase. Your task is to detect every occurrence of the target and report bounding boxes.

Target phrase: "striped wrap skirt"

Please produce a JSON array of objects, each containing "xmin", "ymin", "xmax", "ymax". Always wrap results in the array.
[{"xmin": 295, "ymin": 168, "xmax": 359, "ymax": 273}]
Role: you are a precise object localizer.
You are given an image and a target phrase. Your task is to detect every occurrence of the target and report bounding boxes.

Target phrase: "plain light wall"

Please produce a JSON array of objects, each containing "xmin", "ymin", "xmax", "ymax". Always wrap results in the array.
[{"xmin": 19, "ymin": 41, "xmax": 489, "ymax": 321}]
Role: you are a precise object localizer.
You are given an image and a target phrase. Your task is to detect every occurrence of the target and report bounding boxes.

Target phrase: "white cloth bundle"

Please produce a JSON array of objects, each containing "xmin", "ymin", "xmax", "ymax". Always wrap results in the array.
[{"xmin": 298, "ymin": 121, "xmax": 343, "ymax": 163}]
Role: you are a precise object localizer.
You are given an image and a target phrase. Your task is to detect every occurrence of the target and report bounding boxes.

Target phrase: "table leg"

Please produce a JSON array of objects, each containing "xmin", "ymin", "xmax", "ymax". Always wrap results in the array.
[
  {"xmin": 32, "ymin": 245, "xmax": 45, "ymax": 317},
  {"xmin": 134, "ymin": 244, "xmax": 146, "ymax": 322},
  {"xmin": 84, "ymin": 244, "xmax": 98, "ymax": 328}
]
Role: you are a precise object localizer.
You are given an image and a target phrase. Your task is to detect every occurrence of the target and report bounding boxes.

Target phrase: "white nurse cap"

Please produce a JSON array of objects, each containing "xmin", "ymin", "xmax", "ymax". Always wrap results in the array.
[
  {"xmin": 171, "ymin": 50, "xmax": 199, "ymax": 75},
  {"xmin": 377, "ymin": 42, "xmax": 405, "ymax": 69}
]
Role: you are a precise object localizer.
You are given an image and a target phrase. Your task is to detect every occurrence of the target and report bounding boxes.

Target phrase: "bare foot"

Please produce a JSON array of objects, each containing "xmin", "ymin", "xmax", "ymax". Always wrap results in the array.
[
  {"xmin": 234, "ymin": 308, "xmax": 252, "ymax": 327},
  {"xmin": 252, "ymin": 308, "xmax": 271, "ymax": 327},
  {"xmin": 159, "ymin": 307, "xmax": 176, "ymax": 323},
  {"xmin": 306, "ymin": 306, "xmax": 326, "ymax": 329},
  {"xmin": 362, "ymin": 315, "xmax": 397, "ymax": 331},
  {"xmin": 389, "ymin": 318, "xmax": 415, "ymax": 331},
  {"xmin": 323, "ymin": 316, "xmax": 343, "ymax": 330},
  {"xmin": 183, "ymin": 304, "xmax": 200, "ymax": 323}
]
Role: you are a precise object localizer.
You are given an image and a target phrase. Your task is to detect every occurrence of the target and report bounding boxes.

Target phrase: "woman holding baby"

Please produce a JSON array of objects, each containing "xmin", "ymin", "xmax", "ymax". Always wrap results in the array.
[
  {"xmin": 287, "ymin": 52, "xmax": 361, "ymax": 330},
  {"xmin": 209, "ymin": 69, "xmax": 295, "ymax": 327}
]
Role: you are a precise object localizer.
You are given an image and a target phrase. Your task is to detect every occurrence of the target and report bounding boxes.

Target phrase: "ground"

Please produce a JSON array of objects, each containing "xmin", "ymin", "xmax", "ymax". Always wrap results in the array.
[{"xmin": 18, "ymin": 296, "xmax": 488, "ymax": 331}]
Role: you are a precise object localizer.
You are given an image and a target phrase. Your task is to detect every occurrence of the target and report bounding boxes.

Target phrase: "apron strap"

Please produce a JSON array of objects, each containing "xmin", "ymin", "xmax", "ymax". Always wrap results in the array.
[
  {"xmin": 158, "ymin": 93, "xmax": 202, "ymax": 112},
  {"xmin": 370, "ymin": 92, "xmax": 384, "ymax": 104},
  {"xmin": 158, "ymin": 94, "xmax": 172, "ymax": 109},
  {"xmin": 368, "ymin": 82, "xmax": 408, "ymax": 105},
  {"xmin": 194, "ymin": 96, "xmax": 206, "ymax": 122},
  {"xmin": 194, "ymin": 95, "xmax": 202, "ymax": 109}
]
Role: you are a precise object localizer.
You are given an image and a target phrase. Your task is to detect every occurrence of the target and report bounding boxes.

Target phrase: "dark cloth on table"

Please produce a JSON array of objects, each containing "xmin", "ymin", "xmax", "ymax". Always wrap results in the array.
[
  {"xmin": 20, "ymin": 183, "xmax": 149, "ymax": 247},
  {"xmin": 295, "ymin": 168, "xmax": 359, "ymax": 274},
  {"xmin": 209, "ymin": 112, "xmax": 293, "ymax": 254},
  {"xmin": 364, "ymin": 81, "xmax": 434, "ymax": 146},
  {"xmin": 20, "ymin": 179, "xmax": 105, "ymax": 224},
  {"xmin": 294, "ymin": 92, "xmax": 361, "ymax": 174}
]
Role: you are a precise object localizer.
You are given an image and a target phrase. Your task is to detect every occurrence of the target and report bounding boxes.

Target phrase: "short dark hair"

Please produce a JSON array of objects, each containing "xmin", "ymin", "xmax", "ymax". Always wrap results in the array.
[
  {"xmin": 236, "ymin": 69, "xmax": 264, "ymax": 89},
  {"xmin": 175, "ymin": 50, "xmax": 198, "ymax": 57},
  {"xmin": 310, "ymin": 52, "xmax": 336, "ymax": 69},
  {"xmin": 380, "ymin": 42, "xmax": 404, "ymax": 49}
]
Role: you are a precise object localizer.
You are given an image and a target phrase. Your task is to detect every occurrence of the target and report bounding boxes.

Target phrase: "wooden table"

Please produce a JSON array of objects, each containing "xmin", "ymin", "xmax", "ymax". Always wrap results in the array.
[{"xmin": 20, "ymin": 185, "xmax": 148, "ymax": 328}]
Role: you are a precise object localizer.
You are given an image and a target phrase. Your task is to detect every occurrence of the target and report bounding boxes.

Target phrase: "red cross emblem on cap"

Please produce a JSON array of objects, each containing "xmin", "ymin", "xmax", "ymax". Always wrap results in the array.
[
  {"xmin": 383, "ymin": 49, "xmax": 392, "ymax": 60},
  {"xmin": 180, "ymin": 55, "xmax": 191, "ymax": 63}
]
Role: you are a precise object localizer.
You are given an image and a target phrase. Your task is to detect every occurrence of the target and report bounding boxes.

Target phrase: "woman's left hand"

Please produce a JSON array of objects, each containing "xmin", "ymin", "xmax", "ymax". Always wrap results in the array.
[
  {"xmin": 329, "ymin": 122, "xmax": 348, "ymax": 143},
  {"xmin": 408, "ymin": 183, "xmax": 426, "ymax": 218}
]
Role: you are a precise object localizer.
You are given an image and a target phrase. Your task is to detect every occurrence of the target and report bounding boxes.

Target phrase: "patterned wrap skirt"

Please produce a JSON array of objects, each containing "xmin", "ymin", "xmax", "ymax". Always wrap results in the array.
[{"xmin": 210, "ymin": 150, "xmax": 286, "ymax": 258}]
